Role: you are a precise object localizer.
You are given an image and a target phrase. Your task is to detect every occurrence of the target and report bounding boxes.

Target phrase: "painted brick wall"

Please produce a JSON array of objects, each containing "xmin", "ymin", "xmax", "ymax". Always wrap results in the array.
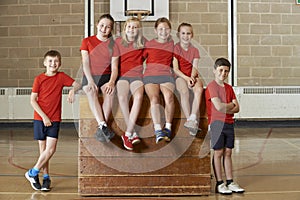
[{"xmin": 0, "ymin": 0, "xmax": 299, "ymax": 87}]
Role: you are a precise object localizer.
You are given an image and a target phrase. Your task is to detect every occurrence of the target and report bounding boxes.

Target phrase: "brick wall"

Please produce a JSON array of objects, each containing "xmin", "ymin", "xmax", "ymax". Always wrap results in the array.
[{"xmin": 0, "ymin": 0, "xmax": 299, "ymax": 87}]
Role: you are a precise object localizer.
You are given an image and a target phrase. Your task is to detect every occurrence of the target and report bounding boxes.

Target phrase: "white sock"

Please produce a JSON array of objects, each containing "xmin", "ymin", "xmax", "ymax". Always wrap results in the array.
[
  {"xmin": 165, "ymin": 123, "xmax": 172, "ymax": 130},
  {"xmin": 99, "ymin": 121, "xmax": 107, "ymax": 128},
  {"xmin": 154, "ymin": 124, "xmax": 162, "ymax": 131},
  {"xmin": 188, "ymin": 114, "xmax": 197, "ymax": 121},
  {"xmin": 125, "ymin": 131, "xmax": 132, "ymax": 137}
]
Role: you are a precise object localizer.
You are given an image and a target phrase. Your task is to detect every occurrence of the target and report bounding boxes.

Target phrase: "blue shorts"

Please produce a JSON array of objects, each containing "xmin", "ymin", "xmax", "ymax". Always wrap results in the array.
[
  {"xmin": 33, "ymin": 120, "xmax": 60, "ymax": 140},
  {"xmin": 143, "ymin": 75, "xmax": 175, "ymax": 85},
  {"xmin": 82, "ymin": 74, "xmax": 111, "ymax": 89},
  {"xmin": 210, "ymin": 120, "xmax": 235, "ymax": 150}
]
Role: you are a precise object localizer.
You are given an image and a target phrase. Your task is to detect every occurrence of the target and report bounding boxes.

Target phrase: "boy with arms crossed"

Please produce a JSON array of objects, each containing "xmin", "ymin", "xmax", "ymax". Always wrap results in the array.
[{"xmin": 205, "ymin": 58, "xmax": 244, "ymax": 195}]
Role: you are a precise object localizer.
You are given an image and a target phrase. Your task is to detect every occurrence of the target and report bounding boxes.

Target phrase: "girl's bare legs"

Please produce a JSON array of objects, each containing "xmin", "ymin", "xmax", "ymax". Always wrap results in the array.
[
  {"xmin": 101, "ymin": 83, "xmax": 114, "ymax": 122},
  {"xmin": 145, "ymin": 84, "xmax": 161, "ymax": 125},
  {"xmin": 127, "ymin": 80, "xmax": 144, "ymax": 133},
  {"xmin": 117, "ymin": 80, "xmax": 145, "ymax": 133},
  {"xmin": 83, "ymin": 85, "xmax": 105, "ymax": 125},
  {"xmin": 160, "ymin": 82, "xmax": 175, "ymax": 124},
  {"xmin": 175, "ymin": 77, "xmax": 190, "ymax": 119},
  {"xmin": 190, "ymin": 78, "xmax": 203, "ymax": 119}
]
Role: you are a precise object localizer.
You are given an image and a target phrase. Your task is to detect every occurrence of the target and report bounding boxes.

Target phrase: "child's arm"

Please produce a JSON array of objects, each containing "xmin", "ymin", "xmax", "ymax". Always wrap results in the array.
[
  {"xmin": 30, "ymin": 92, "xmax": 51, "ymax": 126},
  {"xmin": 81, "ymin": 50, "xmax": 97, "ymax": 92},
  {"xmin": 226, "ymin": 99, "xmax": 240, "ymax": 114},
  {"xmin": 67, "ymin": 81, "xmax": 81, "ymax": 103},
  {"xmin": 173, "ymin": 57, "xmax": 195, "ymax": 87},
  {"xmin": 211, "ymin": 97, "xmax": 236, "ymax": 114},
  {"xmin": 104, "ymin": 56, "xmax": 118, "ymax": 95}
]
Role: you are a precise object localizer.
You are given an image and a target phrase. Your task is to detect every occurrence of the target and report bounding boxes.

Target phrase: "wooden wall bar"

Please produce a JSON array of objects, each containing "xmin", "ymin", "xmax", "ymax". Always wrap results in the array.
[{"xmin": 78, "ymin": 93, "xmax": 211, "ymax": 196}]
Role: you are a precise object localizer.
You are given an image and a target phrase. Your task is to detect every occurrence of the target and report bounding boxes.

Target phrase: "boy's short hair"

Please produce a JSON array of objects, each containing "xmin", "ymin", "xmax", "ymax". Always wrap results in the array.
[
  {"xmin": 214, "ymin": 57, "xmax": 231, "ymax": 70},
  {"xmin": 44, "ymin": 50, "xmax": 61, "ymax": 63}
]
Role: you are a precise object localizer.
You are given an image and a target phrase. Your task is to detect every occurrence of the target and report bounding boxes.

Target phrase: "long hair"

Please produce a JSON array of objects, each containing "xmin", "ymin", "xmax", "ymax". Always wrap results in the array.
[
  {"xmin": 97, "ymin": 14, "xmax": 115, "ymax": 55},
  {"xmin": 121, "ymin": 17, "xmax": 144, "ymax": 49}
]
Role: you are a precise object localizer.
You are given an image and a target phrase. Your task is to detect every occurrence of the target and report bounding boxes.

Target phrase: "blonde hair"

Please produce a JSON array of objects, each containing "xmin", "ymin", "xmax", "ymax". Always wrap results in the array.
[{"xmin": 121, "ymin": 17, "xmax": 144, "ymax": 49}]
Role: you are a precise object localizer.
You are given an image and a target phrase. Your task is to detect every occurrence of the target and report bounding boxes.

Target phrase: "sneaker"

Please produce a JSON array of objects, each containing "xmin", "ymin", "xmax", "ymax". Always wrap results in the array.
[
  {"xmin": 121, "ymin": 134, "xmax": 133, "ymax": 151},
  {"xmin": 155, "ymin": 130, "xmax": 165, "ymax": 144},
  {"xmin": 130, "ymin": 132, "xmax": 141, "ymax": 145},
  {"xmin": 184, "ymin": 120, "xmax": 201, "ymax": 135},
  {"xmin": 163, "ymin": 128, "xmax": 172, "ymax": 142},
  {"xmin": 95, "ymin": 125, "xmax": 115, "ymax": 142},
  {"xmin": 25, "ymin": 171, "xmax": 41, "ymax": 190},
  {"xmin": 216, "ymin": 183, "xmax": 232, "ymax": 195},
  {"xmin": 41, "ymin": 178, "xmax": 51, "ymax": 191},
  {"xmin": 227, "ymin": 182, "xmax": 245, "ymax": 193}
]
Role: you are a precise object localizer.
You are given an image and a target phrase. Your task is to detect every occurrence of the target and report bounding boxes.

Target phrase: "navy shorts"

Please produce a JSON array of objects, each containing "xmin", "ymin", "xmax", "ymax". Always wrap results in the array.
[
  {"xmin": 82, "ymin": 74, "xmax": 111, "ymax": 89},
  {"xmin": 119, "ymin": 76, "xmax": 143, "ymax": 84},
  {"xmin": 210, "ymin": 120, "xmax": 235, "ymax": 150},
  {"xmin": 33, "ymin": 120, "xmax": 60, "ymax": 140},
  {"xmin": 143, "ymin": 75, "xmax": 175, "ymax": 85}
]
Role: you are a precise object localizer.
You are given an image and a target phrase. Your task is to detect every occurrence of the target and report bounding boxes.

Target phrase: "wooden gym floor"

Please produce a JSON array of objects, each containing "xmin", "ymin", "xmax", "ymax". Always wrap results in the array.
[{"xmin": 0, "ymin": 121, "xmax": 300, "ymax": 200}]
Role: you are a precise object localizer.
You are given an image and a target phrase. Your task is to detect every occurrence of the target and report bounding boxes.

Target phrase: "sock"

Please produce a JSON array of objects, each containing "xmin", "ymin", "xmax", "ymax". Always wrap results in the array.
[
  {"xmin": 29, "ymin": 167, "xmax": 39, "ymax": 176},
  {"xmin": 154, "ymin": 124, "xmax": 162, "ymax": 131},
  {"xmin": 43, "ymin": 174, "xmax": 50, "ymax": 180},
  {"xmin": 99, "ymin": 121, "xmax": 107, "ymax": 128},
  {"xmin": 226, "ymin": 179, "xmax": 233, "ymax": 185},
  {"xmin": 216, "ymin": 180, "xmax": 224, "ymax": 186},
  {"xmin": 188, "ymin": 114, "xmax": 197, "ymax": 121},
  {"xmin": 125, "ymin": 131, "xmax": 132, "ymax": 137},
  {"xmin": 165, "ymin": 123, "xmax": 172, "ymax": 130}
]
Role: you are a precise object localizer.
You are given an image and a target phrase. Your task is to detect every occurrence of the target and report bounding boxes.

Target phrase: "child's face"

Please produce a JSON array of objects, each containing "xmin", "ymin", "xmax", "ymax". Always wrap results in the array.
[
  {"xmin": 155, "ymin": 22, "xmax": 171, "ymax": 42},
  {"xmin": 178, "ymin": 26, "xmax": 193, "ymax": 45},
  {"xmin": 125, "ymin": 21, "xmax": 139, "ymax": 40},
  {"xmin": 97, "ymin": 18, "xmax": 113, "ymax": 38},
  {"xmin": 44, "ymin": 56, "xmax": 61, "ymax": 73},
  {"xmin": 213, "ymin": 65, "xmax": 230, "ymax": 82}
]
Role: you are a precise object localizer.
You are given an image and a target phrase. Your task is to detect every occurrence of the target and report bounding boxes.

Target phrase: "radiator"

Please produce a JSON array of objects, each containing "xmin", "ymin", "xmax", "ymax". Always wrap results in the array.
[
  {"xmin": 1, "ymin": 87, "xmax": 299, "ymax": 120},
  {"xmin": 0, "ymin": 88, "xmax": 79, "ymax": 120},
  {"xmin": 234, "ymin": 86, "xmax": 300, "ymax": 119}
]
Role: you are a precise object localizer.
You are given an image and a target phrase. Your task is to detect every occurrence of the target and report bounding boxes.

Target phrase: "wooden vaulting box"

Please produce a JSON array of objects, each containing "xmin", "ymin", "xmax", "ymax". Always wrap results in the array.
[{"xmin": 78, "ymin": 92, "xmax": 211, "ymax": 196}]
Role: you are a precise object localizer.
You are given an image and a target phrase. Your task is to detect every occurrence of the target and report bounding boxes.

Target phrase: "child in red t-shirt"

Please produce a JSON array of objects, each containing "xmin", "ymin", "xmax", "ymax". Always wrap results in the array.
[
  {"xmin": 112, "ymin": 17, "xmax": 146, "ymax": 150},
  {"xmin": 205, "ymin": 58, "xmax": 245, "ymax": 195},
  {"xmin": 80, "ymin": 14, "xmax": 117, "ymax": 142},
  {"xmin": 143, "ymin": 17, "xmax": 175, "ymax": 144},
  {"xmin": 173, "ymin": 23, "xmax": 204, "ymax": 136},
  {"xmin": 25, "ymin": 50, "xmax": 80, "ymax": 191}
]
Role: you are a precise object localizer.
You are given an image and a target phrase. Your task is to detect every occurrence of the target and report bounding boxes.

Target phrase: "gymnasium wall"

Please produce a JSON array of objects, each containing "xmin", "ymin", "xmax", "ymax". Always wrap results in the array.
[{"xmin": 0, "ymin": 0, "xmax": 299, "ymax": 87}]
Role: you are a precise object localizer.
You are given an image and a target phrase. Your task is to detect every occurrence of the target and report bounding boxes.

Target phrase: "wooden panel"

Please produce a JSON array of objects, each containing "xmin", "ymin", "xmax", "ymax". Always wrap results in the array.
[{"xmin": 78, "ymin": 92, "xmax": 211, "ymax": 196}]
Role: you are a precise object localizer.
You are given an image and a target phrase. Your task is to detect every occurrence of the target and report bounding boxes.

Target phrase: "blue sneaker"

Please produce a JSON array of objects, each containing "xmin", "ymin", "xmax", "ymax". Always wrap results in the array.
[
  {"xmin": 163, "ymin": 128, "xmax": 172, "ymax": 142},
  {"xmin": 155, "ymin": 130, "xmax": 165, "ymax": 144}
]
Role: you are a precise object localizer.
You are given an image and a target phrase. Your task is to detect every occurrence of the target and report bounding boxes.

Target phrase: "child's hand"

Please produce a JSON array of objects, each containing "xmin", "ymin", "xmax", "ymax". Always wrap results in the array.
[
  {"xmin": 42, "ymin": 116, "xmax": 52, "ymax": 127},
  {"xmin": 67, "ymin": 89, "xmax": 75, "ymax": 103},
  {"xmin": 104, "ymin": 81, "xmax": 115, "ymax": 95},
  {"xmin": 187, "ymin": 77, "xmax": 195, "ymax": 88}
]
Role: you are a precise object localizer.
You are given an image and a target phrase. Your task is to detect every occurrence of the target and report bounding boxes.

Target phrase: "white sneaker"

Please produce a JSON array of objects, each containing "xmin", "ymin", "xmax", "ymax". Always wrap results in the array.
[
  {"xmin": 216, "ymin": 183, "xmax": 232, "ymax": 195},
  {"xmin": 227, "ymin": 182, "xmax": 245, "ymax": 193}
]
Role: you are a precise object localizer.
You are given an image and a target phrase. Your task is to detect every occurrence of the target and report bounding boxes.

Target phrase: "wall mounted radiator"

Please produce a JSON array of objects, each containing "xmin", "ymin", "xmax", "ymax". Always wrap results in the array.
[
  {"xmin": 0, "ymin": 87, "xmax": 299, "ymax": 120},
  {"xmin": 0, "ymin": 87, "xmax": 79, "ymax": 120},
  {"xmin": 233, "ymin": 86, "xmax": 300, "ymax": 119}
]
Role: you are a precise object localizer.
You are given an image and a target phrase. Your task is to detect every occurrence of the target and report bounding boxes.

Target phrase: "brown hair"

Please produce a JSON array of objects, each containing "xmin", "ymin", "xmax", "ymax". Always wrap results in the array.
[
  {"xmin": 44, "ymin": 50, "xmax": 61, "ymax": 63},
  {"xmin": 97, "ymin": 14, "xmax": 115, "ymax": 54}
]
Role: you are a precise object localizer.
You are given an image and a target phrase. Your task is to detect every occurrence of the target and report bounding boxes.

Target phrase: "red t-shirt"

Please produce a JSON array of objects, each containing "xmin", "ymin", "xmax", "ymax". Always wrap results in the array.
[
  {"xmin": 205, "ymin": 80, "xmax": 236, "ymax": 124},
  {"xmin": 32, "ymin": 72, "xmax": 75, "ymax": 122},
  {"xmin": 80, "ymin": 35, "xmax": 112, "ymax": 75},
  {"xmin": 143, "ymin": 39, "xmax": 174, "ymax": 77},
  {"xmin": 112, "ymin": 37, "xmax": 144, "ymax": 77},
  {"xmin": 174, "ymin": 42, "xmax": 200, "ymax": 76}
]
